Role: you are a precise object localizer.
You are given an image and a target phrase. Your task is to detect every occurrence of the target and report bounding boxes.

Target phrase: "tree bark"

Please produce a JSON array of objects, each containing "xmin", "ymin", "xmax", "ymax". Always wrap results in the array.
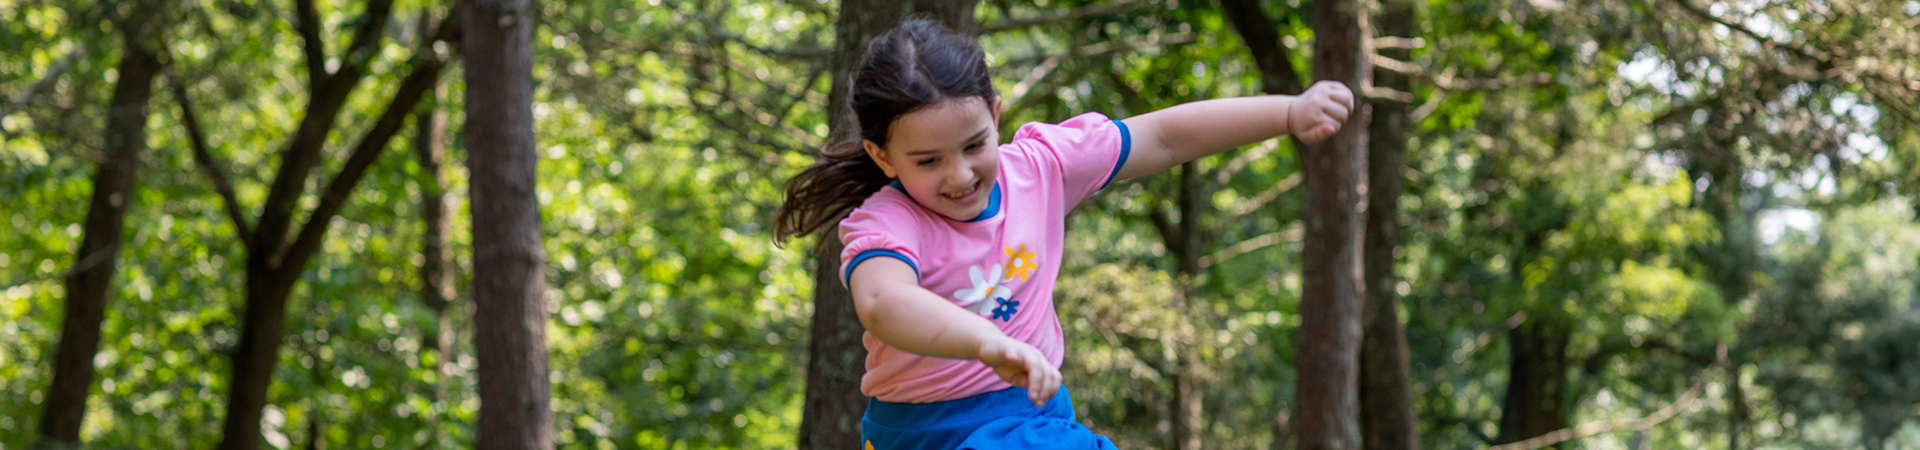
[
  {"xmin": 415, "ymin": 11, "xmax": 456, "ymax": 402},
  {"xmin": 1219, "ymin": 0, "xmax": 1304, "ymax": 96},
  {"xmin": 1294, "ymin": 0, "xmax": 1371, "ymax": 449},
  {"xmin": 1495, "ymin": 318, "xmax": 1571, "ymax": 445},
  {"xmin": 1698, "ymin": 159, "xmax": 1750, "ymax": 450},
  {"xmin": 217, "ymin": 7, "xmax": 452, "ymax": 449},
  {"xmin": 798, "ymin": 2, "xmax": 978, "ymax": 449},
  {"xmin": 1171, "ymin": 160, "xmax": 1205, "ymax": 450},
  {"xmin": 38, "ymin": 12, "xmax": 164, "ymax": 445},
  {"xmin": 463, "ymin": 0, "xmax": 554, "ymax": 448},
  {"xmin": 1359, "ymin": 1, "xmax": 1420, "ymax": 449}
]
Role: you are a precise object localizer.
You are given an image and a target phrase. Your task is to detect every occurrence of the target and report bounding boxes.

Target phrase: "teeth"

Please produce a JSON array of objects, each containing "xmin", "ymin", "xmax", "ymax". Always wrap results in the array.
[{"xmin": 943, "ymin": 183, "xmax": 978, "ymax": 199}]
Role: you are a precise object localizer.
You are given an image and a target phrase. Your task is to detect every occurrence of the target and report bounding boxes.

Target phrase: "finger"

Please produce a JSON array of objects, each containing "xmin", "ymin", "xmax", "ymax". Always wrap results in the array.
[
  {"xmin": 1327, "ymin": 101, "xmax": 1351, "ymax": 119},
  {"xmin": 1038, "ymin": 370, "xmax": 1055, "ymax": 404},
  {"xmin": 1328, "ymin": 81, "xmax": 1353, "ymax": 97}
]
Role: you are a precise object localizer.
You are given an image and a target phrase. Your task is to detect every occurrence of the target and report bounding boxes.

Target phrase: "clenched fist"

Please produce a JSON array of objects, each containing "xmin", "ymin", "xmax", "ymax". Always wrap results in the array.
[{"xmin": 1288, "ymin": 80, "xmax": 1355, "ymax": 144}]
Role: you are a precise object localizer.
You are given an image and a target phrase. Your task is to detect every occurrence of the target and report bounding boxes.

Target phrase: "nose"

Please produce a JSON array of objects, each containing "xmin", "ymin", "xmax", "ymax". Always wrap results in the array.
[{"xmin": 945, "ymin": 158, "xmax": 976, "ymax": 189}]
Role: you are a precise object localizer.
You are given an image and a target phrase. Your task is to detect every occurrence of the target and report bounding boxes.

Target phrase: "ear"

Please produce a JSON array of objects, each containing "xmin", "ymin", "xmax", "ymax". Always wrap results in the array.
[
  {"xmin": 991, "ymin": 98, "xmax": 1004, "ymax": 124},
  {"xmin": 863, "ymin": 139, "xmax": 897, "ymax": 178}
]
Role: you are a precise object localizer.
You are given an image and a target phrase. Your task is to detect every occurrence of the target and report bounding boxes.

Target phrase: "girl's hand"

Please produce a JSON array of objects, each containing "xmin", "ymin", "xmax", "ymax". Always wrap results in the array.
[
  {"xmin": 1288, "ymin": 80, "xmax": 1355, "ymax": 144},
  {"xmin": 978, "ymin": 336, "xmax": 1060, "ymax": 407}
]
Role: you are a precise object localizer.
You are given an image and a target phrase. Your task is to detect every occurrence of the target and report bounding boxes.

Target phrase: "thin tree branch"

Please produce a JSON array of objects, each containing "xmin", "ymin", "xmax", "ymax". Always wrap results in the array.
[
  {"xmin": 1198, "ymin": 224, "xmax": 1301, "ymax": 268},
  {"xmin": 1665, "ymin": 0, "xmax": 1830, "ymax": 65},
  {"xmin": 0, "ymin": 245, "xmax": 116, "ymax": 291},
  {"xmin": 1005, "ymin": 33, "xmax": 1195, "ymax": 118},
  {"xmin": 0, "ymin": 48, "xmax": 85, "ymax": 125},
  {"xmin": 1487, "ymin": 346, "xmax": 1726, "ymax": 450},
  {"xmin": 1864, "ymin": 82, "xmax": 1919, "ymax": 123},
  {"xmin": 1371, "ymin": 55, "xmax": 1554, "ymax": 91},
  {"xmin": 1408, "ymin": 88, "xmax": 1447, "ymax": 123},
  {"xmin": 1220, "ymin": 173, "xmax": 1300, "ymax": 225},
  {"xmin": 1485, "ymin": 378, "xmax": 1707, "ymax": 450},
  {"xmin": 1212, "ymin": 139, "xmax": 1281, "ymax": 187},
  {"xmin": 280, "ymin": 16, "xmax": 454, "ymax": 279},
  {"xmin": 293, "ymin": 0, "xmax": 328, "ymax": 88},
  {"xmin": 255, "ymin": 0, "xmax": 397, "ymax": 268},
  {"xmin": 1220, "ymin": 0, "xmax": 1304, "ymax": 95},
  {"xmin": 337, "ymin": 0, "xmax": 397, "ymax": 75},
  {"xmin": 1367, "ymin": 86, "xmax": 1414, "ymax": 104},
  {"xmin": 1371, "ymin": 36, "xmax": 1425, "ymax": 50},
  {"xmin": 979, "ymin": 0, "xmax": 1155, "ymax": 35},
  {"xmin": 172, "ymin": 81, "xmax": 254, "ymax": 244}
]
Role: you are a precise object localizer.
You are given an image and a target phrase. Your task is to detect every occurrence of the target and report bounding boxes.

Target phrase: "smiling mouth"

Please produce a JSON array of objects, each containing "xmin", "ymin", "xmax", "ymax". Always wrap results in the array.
[{"xmin": 941, "ymin": 181, "xmax": 981, "ymax": 202}]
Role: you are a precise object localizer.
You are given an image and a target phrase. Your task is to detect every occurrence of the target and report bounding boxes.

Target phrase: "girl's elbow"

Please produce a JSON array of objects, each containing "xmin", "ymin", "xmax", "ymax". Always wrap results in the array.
[{"xmin": 850, "ymin": 289, "xmax": 887, "ymax": 330}]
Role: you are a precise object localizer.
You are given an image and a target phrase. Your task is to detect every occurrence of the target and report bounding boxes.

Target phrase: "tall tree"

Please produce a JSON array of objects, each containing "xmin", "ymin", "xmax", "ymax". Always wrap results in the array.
[
  {"xmin": 1295, "ymin": 0, "xmax": 1370, "ymax": 448},
  {"xmin": 798, "ymin": 2, "xmax": 978, "ymax": 448},
  {"xmin": 462, "ymin": 0, "xmax": 554, "ymax": 448},
  {"xmin": 1359, "ymin": 0, "xmax": 1419, "ymax": 448},
  {"xmin": 37, "ymin": 3, "xmax": 164, "ymax": 445},
  {"xmin": 201, "ymin": 1, "xmax": 457, "ymax": 447},
  {"xmin": 1219, "ymin": 2, "xmax": 1309, "ymax": 446},
  {"xmin": 414, "ymin": 11, "xmax": 457, "ymax": 403}
]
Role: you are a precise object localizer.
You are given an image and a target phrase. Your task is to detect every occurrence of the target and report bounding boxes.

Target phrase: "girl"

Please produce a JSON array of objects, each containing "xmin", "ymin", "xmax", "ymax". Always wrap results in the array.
[{"xmin": 775, "ymin": 19, "xmax": 1352, "ymax": 450}]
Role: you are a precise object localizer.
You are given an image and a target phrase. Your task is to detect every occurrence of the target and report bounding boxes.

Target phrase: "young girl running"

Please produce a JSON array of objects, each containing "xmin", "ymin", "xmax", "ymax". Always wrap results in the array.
[{"xmin": 775, "ymin": 19, "xmax": 1353, "ymax": 449}]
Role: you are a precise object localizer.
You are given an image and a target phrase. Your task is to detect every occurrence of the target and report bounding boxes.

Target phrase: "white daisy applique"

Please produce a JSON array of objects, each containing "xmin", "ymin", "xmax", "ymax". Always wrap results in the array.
[{"xmin": 953, "ymin": 264, "xmax": 1013, "ymax": 318}]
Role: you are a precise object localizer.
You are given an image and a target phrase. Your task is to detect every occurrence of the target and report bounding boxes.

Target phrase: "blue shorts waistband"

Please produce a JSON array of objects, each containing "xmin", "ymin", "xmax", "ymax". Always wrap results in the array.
[{"xmin": 865, "ymin": 386, "xmax": 1071, "ymax": 429}]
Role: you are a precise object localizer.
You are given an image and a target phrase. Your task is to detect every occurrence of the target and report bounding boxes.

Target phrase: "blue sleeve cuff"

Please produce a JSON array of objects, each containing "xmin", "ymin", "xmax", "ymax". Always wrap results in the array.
[
  {"xmin": 845, "ymin": 249, "xmax": 920, "ymax": 286},
  {"xmin": 1099, "ymin": 119, "xmax": 1133, "ymax": 191}
]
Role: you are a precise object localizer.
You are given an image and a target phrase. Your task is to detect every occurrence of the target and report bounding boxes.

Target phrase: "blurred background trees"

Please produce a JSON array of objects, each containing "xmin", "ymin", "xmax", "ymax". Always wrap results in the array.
[{"xmin": 0, "ymin": 0, "xmax": 1915, "ymax": 448}]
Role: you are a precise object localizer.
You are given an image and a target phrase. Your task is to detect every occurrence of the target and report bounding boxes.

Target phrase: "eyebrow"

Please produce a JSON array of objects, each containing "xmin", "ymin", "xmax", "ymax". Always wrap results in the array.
[{"xmin": 905, "ymin": 127, "xmax": 991, "ymax": 156}]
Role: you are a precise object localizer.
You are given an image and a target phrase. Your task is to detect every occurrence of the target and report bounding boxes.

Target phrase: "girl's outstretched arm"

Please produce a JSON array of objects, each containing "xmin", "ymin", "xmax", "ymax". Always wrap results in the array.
[
  {"xmin": 1113, "ymin": 80, "xmax": 1354, "ymax": 181},
  {"xmin": 848, "ymin": 258, "xmax": 1061, "ymax": 407}
]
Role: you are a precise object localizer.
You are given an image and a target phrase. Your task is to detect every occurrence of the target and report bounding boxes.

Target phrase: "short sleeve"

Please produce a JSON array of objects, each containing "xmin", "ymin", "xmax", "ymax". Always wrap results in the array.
[
  {"xmin": 1009, "ymin": 112, "xmax": 1133, "ymax": 204},
  {"xmin": 837, "ymin": 197, "xmax": 923, "ymax": 287}
]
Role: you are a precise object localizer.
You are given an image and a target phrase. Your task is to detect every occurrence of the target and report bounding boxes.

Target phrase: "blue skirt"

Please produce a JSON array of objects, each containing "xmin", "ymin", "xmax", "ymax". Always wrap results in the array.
[{"xmin": 862, "ymin": 387, "xmax": 1117, "ymax": 450}]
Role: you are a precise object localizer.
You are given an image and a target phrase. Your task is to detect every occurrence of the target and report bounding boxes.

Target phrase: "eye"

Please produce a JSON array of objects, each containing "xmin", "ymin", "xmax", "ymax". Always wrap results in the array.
[
  {"xmin": 917, "ymin": 157, "xmax": 938, "ymax": 167},
  {"xmin": 963, "ymin": 142, "xmax": 983, "ymax": 153}
]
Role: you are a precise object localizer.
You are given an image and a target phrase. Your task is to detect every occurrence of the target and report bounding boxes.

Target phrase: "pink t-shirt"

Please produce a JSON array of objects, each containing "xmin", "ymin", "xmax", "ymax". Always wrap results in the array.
[{"xmin": 837, "ymin": 112, "xmax": 1132, "ymax": 403}]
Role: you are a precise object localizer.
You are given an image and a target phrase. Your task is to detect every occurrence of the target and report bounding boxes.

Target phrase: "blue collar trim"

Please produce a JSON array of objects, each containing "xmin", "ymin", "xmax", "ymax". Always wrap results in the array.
[{"xmin": 889, "ymin": 180, "xmax": 1003, "ymax": 222}]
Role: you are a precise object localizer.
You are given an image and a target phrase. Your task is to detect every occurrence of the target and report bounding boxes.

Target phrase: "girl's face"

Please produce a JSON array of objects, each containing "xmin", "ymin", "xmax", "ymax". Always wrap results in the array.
[{"xmin": 864, "ymin": 97, "xmax": 1002, "ymax": 221}]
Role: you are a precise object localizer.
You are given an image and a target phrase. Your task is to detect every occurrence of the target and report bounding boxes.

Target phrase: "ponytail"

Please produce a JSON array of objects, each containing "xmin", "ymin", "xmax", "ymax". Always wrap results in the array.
[{"xmin": 774, "ymin": 140, "xmax": 891, "ymax": 243}]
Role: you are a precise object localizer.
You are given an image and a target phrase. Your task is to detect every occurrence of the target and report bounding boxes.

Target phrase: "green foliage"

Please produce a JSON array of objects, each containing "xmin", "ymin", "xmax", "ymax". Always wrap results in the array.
[{"xmin": 0, "ymin": 0, "xmax": 1915, "ymax": 448}]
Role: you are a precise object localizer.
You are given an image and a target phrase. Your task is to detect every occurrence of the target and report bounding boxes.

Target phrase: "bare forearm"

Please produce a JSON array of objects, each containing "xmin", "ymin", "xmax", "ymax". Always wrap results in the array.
[
  {"xmin": 849, "ymin": 260, "xmax": 1006, "ymax": 360},
  {"xmin": 860, "ymin": 286, "xmax": 1005, "ymax": 359},
  {"xmin": 1115, "ymin": 95, "xmax": 1296, "ymax": 180}
]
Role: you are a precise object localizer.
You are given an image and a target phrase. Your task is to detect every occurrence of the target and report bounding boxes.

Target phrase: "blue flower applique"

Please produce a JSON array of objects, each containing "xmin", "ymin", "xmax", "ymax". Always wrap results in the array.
[{"xmin": 990, "ymin": 298, "xmax": 1020, "ymax": 321}]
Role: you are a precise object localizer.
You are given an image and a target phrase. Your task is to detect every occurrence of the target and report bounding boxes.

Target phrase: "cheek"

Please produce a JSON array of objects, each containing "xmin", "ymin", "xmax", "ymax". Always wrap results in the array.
[{"xmin": 974, "ymin": 148, "xmax": 1002, "ymax": 175}]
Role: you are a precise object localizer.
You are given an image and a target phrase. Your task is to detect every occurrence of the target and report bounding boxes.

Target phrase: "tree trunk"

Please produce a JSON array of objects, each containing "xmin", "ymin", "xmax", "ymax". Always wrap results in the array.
[
  {"xmin": 38, "ymin": 14, "xmax": 164, "ymax": 445},
  {"xmin": 216, "ymin": 26, "xmax": 448, "ymax": 450},
  {"xmin": 1171, "ymin": 160, "xmax": 1205, "ymax": 450},
  {"xmin": 798, "ymin": 2, "xmax": 978, "ymax": 449},
  {"xmin": 1217, "ymin": 5, "xmax": 1309, "ymax": 447},
  {"xmin": 463, "ymin": 0, "xmax": 554, "ymax": 448},
  {"xmin": 1294, "ymin": 0, "xmax": 1370, "ymax": 448},
  {"xmin": 1697, "ymin": 160, "xmax": 1751, "ymax": 450},
  {"xmin": 415, "ymin": 12, "xmax": 456, "ymax": 401},
  {"xmin": 211, "ymin": 2, "xmax": 462, "ymax": 448},
  {"xmin": 1494, "ymin": 318, "xmax": 1570, "ymax": 445},
  {"xmin": 1359, "ymin": 1, "xmax": 1419, "ymax": 449}
]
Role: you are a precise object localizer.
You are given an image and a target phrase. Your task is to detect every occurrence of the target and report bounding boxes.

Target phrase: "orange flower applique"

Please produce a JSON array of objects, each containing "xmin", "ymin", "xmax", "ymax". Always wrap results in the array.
[{"xmin": 1002, "ymin": 244, "xmax": 1038, "ymax": 281}]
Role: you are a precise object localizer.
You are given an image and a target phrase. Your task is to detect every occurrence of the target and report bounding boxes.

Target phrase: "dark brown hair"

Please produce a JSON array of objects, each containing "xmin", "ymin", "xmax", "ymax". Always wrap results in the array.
[{"xmin": 774, "ymin": 19, "xmax": 999, "ymax": 243}]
